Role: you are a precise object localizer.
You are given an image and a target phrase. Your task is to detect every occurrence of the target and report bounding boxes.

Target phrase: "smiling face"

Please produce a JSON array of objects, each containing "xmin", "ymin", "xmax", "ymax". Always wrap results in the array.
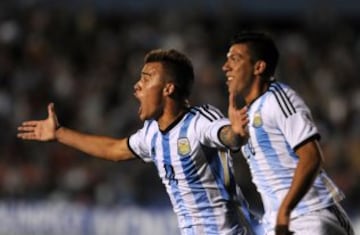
[
  {"xmin": 134, "ymin": 62, "xmax": 168, "ymax": 121},
  {"xmin": 222, "ymin": 43, "xmax": 256, "ymax": 96}
]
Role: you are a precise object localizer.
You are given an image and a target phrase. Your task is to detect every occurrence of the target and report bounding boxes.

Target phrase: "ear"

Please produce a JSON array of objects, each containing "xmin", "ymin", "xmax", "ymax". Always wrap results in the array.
[
  {"xmin": 163, "ymin": 83, "xmax": 175, "ymax": 96},
  {"xmin": 254, "ymin": 60, "xmax": 266, "ymax": 76}
]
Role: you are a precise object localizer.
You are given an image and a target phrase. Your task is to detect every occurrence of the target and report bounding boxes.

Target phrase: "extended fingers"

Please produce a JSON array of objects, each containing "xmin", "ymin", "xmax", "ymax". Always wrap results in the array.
[
  {"xmin": 17, "ymin": 126, "xmax": 35, "ymax": 132},
  {"xmin": 17, "ymin": 132, "xmax": 37, "ymax": 139},
  {"xmin": 20, "ymin": 121, "xmax": 39, "ymax": 127},
  {"xmin": 17, "ymin": 121, "xmax": 38, "ymax": 139},
  {"xmin": 239, "ymin": 106, "xmax": 248, "ymax": 115},
  {"xmin": 17, "ymin": 121, "xmax": 38, "ymax": 132}
]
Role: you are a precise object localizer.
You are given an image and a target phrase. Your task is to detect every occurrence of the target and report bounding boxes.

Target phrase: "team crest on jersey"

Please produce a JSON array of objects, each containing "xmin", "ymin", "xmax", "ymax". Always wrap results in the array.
[
  {"xmin": 177, "ymin": 137, "xmax": 191, "ymax": 156},
  {"xmin": 252, "ymin": 112, "xmax": 263, "ymax": 128}
]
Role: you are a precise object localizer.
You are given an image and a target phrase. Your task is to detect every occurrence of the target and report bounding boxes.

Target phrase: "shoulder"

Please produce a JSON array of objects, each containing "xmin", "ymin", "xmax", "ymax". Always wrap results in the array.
[
  {"xmin": 189, "ymin": 104, "xmax": 225, "ymax": 122},
  {"xmin": 265, "ymin": 82, "xmax": 300, "ymax": 118},
  {"xmin": 143, "ymin": 119, "xmax": 156, "ymax": 129},
  {"xmin": 135, "ymin": 119, "xmax": 158, "ymax": 137}
]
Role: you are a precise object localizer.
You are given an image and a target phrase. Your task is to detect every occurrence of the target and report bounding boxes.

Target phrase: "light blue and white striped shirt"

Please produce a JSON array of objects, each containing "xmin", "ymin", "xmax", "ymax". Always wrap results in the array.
[
  {"xmin": 241, "ymin": 81, "xmax": 344, "ymax": 232},
  {"xmin": 129, "ymin": 104, "xmax": 252, "ymax": 235}
]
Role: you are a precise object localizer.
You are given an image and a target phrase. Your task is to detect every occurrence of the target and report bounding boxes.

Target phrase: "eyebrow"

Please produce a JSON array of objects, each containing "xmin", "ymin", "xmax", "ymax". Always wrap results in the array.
[
  {"xmin": 227, "ymin": 52, "xmax": 241, "ymax": 58},
  {"xmin": 141, "ymin": 71, "xmax": 152, "ymax": 76}
]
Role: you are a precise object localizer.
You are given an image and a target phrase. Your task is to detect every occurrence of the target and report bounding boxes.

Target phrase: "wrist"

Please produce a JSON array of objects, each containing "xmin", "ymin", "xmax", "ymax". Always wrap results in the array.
[
  {"xmin": 55, "ymin": 123, "xmax": 62, "ymax": 130},
  {"xmin": 275, "ymin": 225, "xmax": 293, "ymax": 235},
  {"xmin": 54, "ymin": 124, "xmax": 63, "ymax": 141}
]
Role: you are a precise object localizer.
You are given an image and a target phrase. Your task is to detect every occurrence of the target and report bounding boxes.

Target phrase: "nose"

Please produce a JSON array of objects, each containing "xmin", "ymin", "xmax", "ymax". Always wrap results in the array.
[
  {"xmin": 134, "ymin": 80, "xmax": 141, "ymax": 91},
  {"xmin": 222, "ymin": 61, "xmax": 229, "ymax": 72}
]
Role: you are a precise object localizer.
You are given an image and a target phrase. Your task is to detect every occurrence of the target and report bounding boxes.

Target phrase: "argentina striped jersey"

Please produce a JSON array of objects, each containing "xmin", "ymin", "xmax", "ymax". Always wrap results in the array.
[
  {"xmin": 128, "ymin": 104, "xmax": 250, "ymax": 235},
  {"xmin": 241, "ymin": 81, "xmax": 344, "ymax": 232}
]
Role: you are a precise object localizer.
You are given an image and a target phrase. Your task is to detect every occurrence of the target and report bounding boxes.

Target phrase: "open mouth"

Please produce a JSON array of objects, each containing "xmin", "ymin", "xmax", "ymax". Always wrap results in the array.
[
  {"xmin": 138, "ymin": 105, "xmax": 142, "ymax": 116},
  {"xmin": 226, "ymin": 76, "xmax": 233, "ymax": 86},
  {"xmin": 226, "ymin": 75, "xmax": 234, "ymax": 81},
  {"xmin": 134, "ymin": 92, "xmax": 142, "ymax": 116}
]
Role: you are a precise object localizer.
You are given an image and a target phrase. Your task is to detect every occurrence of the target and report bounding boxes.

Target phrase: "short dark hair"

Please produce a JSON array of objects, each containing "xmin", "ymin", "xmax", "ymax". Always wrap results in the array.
[
  {"xmin": 230, "ymin": 32, "xmax": 279, "ymax": 79},
  {"xmin": 144, "ymin": 49, "xmax": 194, "ymax": 100}
]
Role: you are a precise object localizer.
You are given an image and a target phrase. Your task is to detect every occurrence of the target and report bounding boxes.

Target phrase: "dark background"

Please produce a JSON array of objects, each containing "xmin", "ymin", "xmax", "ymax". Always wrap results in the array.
[{"xmin": 0, "ymin": 0, "xmax": 359, "ymax": 233}]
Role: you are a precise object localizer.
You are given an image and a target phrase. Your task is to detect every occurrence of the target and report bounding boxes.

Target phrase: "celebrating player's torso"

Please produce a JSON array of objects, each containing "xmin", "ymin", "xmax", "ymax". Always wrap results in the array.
[
  {"xmin": 241, "ymin": 81, "xmax": 344, "ymax": 230},
  {"xmin": 129, "ymin": 104, "xmax": 248, "ymax": 234}
]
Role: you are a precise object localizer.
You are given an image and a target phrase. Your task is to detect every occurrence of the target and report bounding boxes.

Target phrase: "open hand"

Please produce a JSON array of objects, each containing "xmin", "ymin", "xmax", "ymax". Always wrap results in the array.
[{"xmin": 17, "ymin": 103, "xmax": 60, "ymax": 141}]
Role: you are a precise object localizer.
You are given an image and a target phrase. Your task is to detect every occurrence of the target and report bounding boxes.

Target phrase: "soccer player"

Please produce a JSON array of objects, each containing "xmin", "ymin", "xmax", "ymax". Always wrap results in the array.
[
  {"xmin": 18, "ymin": 49, "xmax": 257, "ymax": 235},
  {"xmin": 222, "ymin": 31, "xmax": 354, "ymax": 235}
]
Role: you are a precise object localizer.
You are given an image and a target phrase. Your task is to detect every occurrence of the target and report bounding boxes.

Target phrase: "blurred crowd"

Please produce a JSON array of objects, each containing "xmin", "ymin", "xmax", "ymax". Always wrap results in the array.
[{"xmin": 0, "ymin": 3, "xmax": 359, "ymax": 225}]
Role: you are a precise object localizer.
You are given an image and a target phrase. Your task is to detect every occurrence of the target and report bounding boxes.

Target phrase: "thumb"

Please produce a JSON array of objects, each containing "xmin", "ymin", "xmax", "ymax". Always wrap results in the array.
[
  {"xmin": 48, "ymin": 103, "xmax": 56, "ymax": 118},
  {"xmin": 48, "ymin": 102, "xmax": 61, "ymax": 129},
  {"xmin": 229, "ymin": 92, "xmax": 236, "ymax": 109}
]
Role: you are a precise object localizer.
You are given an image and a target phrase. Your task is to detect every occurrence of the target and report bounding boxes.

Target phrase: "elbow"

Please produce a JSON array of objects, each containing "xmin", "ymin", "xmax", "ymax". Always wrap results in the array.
[
  {"xmin": 105, "ymin": 150, "xmax": 133, "ymax": 162},
  {"xmin": 313, "ymin": 145, "xmax": 324, "ymax": 171},
  {"xmin": 313, "ymin": 156, "xmax": 322, "ymax": 173},
  {"xmin": 103, "ymin": 151, "xmax": 126, "ymax": 162}
]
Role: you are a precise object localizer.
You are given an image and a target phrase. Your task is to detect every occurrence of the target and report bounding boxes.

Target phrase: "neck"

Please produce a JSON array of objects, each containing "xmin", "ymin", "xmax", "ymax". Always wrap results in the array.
[
  {"xmin": 157, "ymin": 100, "xmax": 187, "ymax": 131},
  {"xmin": 245, "ymin": 78, "xmax": 270, "ymax": 105}
]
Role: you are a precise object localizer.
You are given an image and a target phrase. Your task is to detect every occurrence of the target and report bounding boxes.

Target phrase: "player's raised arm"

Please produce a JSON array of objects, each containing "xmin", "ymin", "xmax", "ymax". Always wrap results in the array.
[
  {"xmin": 228, "ymin": 92, "xmax": 249, "ymax": 137},
  {"xmin": 218, "ymin": 92, "xmax": 249, "ymax": 150},
  {"xmin": 17, "ymin": 103, "xmax": 134, "ymax": 161}
]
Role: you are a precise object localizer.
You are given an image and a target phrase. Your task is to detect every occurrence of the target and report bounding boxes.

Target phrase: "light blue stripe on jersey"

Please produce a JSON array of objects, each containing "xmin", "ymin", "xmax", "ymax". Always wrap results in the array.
[
  {"xmin": 246, "ymin": 143, "xmax": 277, "ymax": 212},
  {"xmin": 252, "ymin": 97, "xmax": 288, "ymax": 209},
  {"xmin": 203, "ymin": 148, "xmax": 230, "ymax": 200},
  {"xmin": 160, "ymin": 131, "xmax": 194, "ymax": 234},
  {"xmin": 253, "ymin": 96, "xmax": 311, "ymax": 214},
  {"xmin": 178, "ymin": 113, "xmax": 219, "ymax": 234}
]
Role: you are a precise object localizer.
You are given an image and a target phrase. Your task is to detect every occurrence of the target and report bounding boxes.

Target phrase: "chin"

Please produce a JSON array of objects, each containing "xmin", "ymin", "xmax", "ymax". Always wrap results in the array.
[
  {"xmin": 228, "ymin": 87, "xmax": 236, "ymax": 94},
  {"xmin": 137, "ymin": 112, "xmax": 145, "ymax": 121},
  {"xmin": 139, "ymin": 113, "xmax": 153, "ymax": 121},
  {"xmin": 139, "ymin": 109, "xmax": 160, "ymax": 122},
  {"xmin": 139, "ymin": 115, "xmax": 147, "ymax": 121}
]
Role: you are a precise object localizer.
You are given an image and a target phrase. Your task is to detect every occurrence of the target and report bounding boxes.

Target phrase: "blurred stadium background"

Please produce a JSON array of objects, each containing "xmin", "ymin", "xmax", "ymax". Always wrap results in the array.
[{"xmin": 0, "ymin": 0, "xmax": 359, "ymax": 234}]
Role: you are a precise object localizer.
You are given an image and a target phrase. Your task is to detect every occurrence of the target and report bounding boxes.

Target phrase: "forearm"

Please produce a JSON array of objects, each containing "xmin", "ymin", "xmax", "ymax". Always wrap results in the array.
[
  {"xmin": 55, "ymin": 127, "xmax": 133, "ymax": 161},
  {"xmin": 219, "ymin": 125, "xmax": 247, "ymax": 151},
  {"xmin": 278, "ymin": 141, "xmax": 323, "ymax": 222},
  {"xmin": 280, "ymin": 157, "xmax": 320, "ymax": 213}
]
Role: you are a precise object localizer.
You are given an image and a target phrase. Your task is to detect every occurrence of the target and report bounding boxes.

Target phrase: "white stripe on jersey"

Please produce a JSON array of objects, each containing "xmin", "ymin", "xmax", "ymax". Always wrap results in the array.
[
  {"xmin": 241, "ymin": 81, "xmax": 344, "ymax": 232},
  {"xmin": 128, "ymin": 104, "xmax": 250, "ymax": 235}
]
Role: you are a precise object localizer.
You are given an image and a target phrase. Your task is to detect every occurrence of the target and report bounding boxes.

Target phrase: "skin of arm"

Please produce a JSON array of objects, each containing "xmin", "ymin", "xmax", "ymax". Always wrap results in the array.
[
  {"xmin": 17, "ymin": 103, "xmax": 135, "ymax": 162},
  {"xmin": 275, "ymin": 139, "xmax": 323, "ymax": 234},
  {"xmin": 219, "ymin": 125, "xmax": 247, "ymax": 151},
  {"xmin": 55, "ymin": 127, "xmax": 134, "ymax": 161}
]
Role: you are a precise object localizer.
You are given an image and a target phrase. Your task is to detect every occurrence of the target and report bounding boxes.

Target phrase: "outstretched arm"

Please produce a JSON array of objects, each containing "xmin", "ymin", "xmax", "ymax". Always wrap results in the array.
[{"xmin": 17, "ymin": 103, "xmax": 134, "ymax": 161}]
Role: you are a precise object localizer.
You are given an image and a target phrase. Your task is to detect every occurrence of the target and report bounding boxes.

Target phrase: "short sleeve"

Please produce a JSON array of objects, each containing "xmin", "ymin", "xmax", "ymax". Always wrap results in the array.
[
  {"xmin": 270, "ymin": 87, "xmax": 320, "ymax": 150},
  {"xmin": 128, "ymin": 121, "xmax": 153, "ymax": 162},
  {"xmin": 193, "ymin": 105, "xmax": 230, "ymax": 149}
]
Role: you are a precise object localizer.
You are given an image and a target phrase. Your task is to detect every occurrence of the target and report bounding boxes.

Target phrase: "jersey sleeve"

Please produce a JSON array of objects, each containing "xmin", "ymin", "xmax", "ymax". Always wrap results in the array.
[
  {"xmin": 128, "ymin": 121, "xmax": 152, "ymax": 162},
  {"xmin": 193, "ymin": 104, "xmax": 230, "ymax": 149},
  {"xmin": 269, "ymin": 87, "xmax": 320, "ymax": 150}
]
